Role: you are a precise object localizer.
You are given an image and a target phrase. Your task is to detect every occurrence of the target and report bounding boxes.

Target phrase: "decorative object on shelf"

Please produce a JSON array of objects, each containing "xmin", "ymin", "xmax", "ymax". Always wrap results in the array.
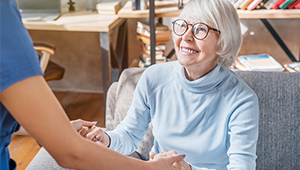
[
  {"xmin": 178, "ymin": 0, "xmax": 184, "ymax": 9},
  {"xmin": 67, "ymin": 0, "xmax": 75, "ymax": 12}
]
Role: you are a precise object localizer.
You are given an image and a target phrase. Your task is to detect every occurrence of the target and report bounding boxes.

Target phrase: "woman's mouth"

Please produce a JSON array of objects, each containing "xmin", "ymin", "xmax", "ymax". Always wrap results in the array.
[{"xmin": 181, "ymin": 47, "xmax": 199, "ymax": 54}]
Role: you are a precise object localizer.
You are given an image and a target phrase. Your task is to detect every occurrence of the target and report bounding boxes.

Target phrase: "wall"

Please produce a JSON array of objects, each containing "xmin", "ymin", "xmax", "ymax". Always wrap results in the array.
[{"xmin": 239, "ymin": 19, "xmax": 299, "ymax": 63}]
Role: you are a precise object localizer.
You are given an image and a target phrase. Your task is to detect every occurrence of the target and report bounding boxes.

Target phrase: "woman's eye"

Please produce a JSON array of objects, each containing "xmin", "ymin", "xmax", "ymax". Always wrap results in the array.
[
  {"xmin": 199, "ymin": 27, "xmax": 207, "ymax": 32},
  {"xmin": 180, "ymin": 24, "xmax": 187, "ymax": 28},
  {"xmin": 194, "ymin": 27, "xmax": 206, "ymax": 34}
]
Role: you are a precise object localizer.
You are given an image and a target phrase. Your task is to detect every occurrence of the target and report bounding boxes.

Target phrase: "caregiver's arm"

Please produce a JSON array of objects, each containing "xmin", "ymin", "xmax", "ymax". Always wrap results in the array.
[{"xmin": 0, "ymin": 75, "xmax": 182, "ymax": 170}]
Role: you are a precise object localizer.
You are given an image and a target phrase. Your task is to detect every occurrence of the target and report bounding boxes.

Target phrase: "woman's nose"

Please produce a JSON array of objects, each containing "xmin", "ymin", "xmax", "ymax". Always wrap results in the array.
[{"xmin": 182, "ymin": 26, "xmax": 194, "ymax": 42}]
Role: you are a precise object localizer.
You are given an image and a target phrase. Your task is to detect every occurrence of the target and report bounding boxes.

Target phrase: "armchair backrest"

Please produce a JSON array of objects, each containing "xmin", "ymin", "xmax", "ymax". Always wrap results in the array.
[
  {"xmin": 33, "ymin": 41, "xmax": 65, "ymax": 81},
  {"xmin": 33, "ymin": 41, "xmax": 55, "ymax": 72}
]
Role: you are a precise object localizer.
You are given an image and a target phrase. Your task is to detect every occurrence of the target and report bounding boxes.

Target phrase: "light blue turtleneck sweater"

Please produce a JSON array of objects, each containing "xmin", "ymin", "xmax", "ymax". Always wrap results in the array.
[{"xmin": 107, "ymin": 61, "xmax": 259, "ymax": 170}]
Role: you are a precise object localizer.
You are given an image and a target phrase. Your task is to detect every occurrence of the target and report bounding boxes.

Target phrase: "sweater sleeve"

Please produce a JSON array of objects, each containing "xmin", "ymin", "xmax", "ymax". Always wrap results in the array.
[
  {"xmin": 106, "ymin": 71, "xmax": 151, "ymax": 155},
  {"xmin": 227, "ymin": 92, "xmax": 259, "ymax": 170}
]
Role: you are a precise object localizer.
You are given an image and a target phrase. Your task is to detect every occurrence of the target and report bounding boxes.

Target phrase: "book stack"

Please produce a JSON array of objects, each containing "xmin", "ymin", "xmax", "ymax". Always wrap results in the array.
[
  {"xmin": 229, "ymin": 0, "xmax": 300, "ymax": 10},
  {"xmin": 232, "ymin": 54, "xmax": 285, "ymax": 72},
  {"xmin": 137, "ymin": 21, "xmax": 172, "ymax": 67},
  {"xmin": 96, "ymin": 1, "xmax": 122, "ymax": 15}
]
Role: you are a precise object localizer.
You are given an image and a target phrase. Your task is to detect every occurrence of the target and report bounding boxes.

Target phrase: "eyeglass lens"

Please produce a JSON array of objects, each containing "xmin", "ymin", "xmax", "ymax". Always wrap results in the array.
[{"xmin": 173, "ymin": 20, "xmax": 209, "ymax": 40}]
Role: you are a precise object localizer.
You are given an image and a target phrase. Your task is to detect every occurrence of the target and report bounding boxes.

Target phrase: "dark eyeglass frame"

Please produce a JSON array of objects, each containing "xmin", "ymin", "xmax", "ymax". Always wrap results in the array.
[{"xmin": 172, "ymin": 19, "xmax": 221, "ymax": 40}]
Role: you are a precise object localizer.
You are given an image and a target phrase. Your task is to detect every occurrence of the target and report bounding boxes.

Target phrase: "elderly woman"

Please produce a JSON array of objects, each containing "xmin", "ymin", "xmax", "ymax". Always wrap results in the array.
[
  {"xmin": 95, "ymin": 0, "xmax": 260, "ymax": 169},
  {"xmin": 28, "ymin": 0, "xmax": 259, "ymax": 169}
]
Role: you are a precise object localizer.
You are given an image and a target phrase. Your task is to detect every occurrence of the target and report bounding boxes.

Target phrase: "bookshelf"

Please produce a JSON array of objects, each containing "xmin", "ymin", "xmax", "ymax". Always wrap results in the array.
[
  {"xmin": 119, "ymin": 1, "xmax": 300, "ymax": 19},
  {"xmin": 118, "ymin": 1, "xmax": 300, "ymax": 64}
]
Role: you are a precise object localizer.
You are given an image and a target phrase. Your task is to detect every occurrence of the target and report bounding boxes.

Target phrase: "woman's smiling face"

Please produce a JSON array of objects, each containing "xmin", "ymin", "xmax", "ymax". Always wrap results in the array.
[{"xmin": 173, "ymin": 15, "xmax": 220, "ymax": 78}]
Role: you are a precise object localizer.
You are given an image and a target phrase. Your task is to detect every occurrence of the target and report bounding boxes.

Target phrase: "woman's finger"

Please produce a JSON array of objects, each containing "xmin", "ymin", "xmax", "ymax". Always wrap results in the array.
[
  {"xmin": 149, "ymin": 151, "xmax": 157, "ymax": 159},
  {"xmin": 70, "ymin": 119, "xmax": 97, "ymax": 131},
  {"xmin": 86, "ymin": 127, "xmax": 103, "ymax": 141},
  {"xmin": 80, "ymin": 120, "xmax": 97, "ymax": 128}
]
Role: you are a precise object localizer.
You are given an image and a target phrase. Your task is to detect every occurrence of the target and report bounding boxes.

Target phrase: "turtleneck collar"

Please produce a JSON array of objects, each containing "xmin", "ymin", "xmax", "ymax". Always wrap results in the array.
[{"xmin": 175, "ymin": 61, "xmax": 229, "ymax": 93}]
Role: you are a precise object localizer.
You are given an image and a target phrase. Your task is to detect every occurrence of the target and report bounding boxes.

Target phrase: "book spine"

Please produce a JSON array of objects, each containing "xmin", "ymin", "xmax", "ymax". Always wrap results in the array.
[
  {"xmin": 239, "ymin": 0, "xmax": 254, "ymax": 10},
  {"xmin": 279, "ymin": 0, "xmax": 296, "ymax": 8},
  {"xmin": 255, "ymin": 0, "xmax": 269, "ymax": 9},
  {"xmin": 136, "ymin": 0, "xmax": 140, "ymax": 10},
  {"xmin": 247, "ymin": 0, "xmax": 263, "ymax": 10},
  {"xmin": 271, "ymin": 0, "xmax": 285, "ymax": 9},
  {"xmin": 295, "ymin": 1, "xmax": 300, "ymax": 8},
  {"xmin": 132, "ymin": 0, "xmax": 137, "ymax": 10},
  {"xmin": 234, "ymin": 0, "xmax": 248, "ymax": 8},
  {"xmin": 264, "ymin": 0, "xmax": 280, "ymax": 9},
  {"xmin": 288, "ymin": 0, "xmax": 300, "ymax": 8}
]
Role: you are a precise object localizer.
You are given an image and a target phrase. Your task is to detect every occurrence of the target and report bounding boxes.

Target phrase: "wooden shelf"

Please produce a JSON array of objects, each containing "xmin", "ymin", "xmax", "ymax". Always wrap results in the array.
[
  {"xmin": 238, "ymin": 9, "xmax": 300, "ymax": 19},
  {"xmin": 118, "ymin": 1, "xmax": 300, "ymax": 19},
  {"xmin": 23, "ymin": 11, "xmax": 122, "ymax": 32}
]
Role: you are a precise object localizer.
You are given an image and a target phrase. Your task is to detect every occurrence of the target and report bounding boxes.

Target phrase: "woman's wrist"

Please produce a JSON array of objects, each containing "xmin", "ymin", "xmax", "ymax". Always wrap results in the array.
[{"xmin": 103, "ymin": 131, "xmax": 111, "ymax": 148}]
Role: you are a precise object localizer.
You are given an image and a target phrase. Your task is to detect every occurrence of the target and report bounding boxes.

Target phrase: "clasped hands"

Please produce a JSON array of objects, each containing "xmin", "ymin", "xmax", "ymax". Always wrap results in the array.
[
  {"xmin": 150, "ymin": 151, "xmax": 191, "ymax": 170},
  {"xmin": 71, "ymin": 119, "xmax": 190, "ymax": 170},
  {"xmin": 70, "ymin": 119, "xmax": 110, "ymax": 147}
]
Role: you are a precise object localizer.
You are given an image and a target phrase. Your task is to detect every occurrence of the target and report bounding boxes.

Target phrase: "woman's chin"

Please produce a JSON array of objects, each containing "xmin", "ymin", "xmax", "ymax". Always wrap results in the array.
[{"xmin": 177, "ymin": 58, "xmax": 194, "ymax": 67}]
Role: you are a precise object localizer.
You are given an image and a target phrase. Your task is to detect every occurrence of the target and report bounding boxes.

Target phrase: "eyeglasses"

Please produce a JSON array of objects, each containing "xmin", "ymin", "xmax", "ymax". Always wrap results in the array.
[{"xmin": 172, "ymin": 19, "xmax": 220, "ymax": 40}]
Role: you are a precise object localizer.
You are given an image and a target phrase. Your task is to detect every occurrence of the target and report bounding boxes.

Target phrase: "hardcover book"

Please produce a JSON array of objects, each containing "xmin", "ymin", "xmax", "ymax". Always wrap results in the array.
[
  {"xmin": 96, "ymin": 1, "xmax": 122, "ymax": 15},
  {"xmin": 237, "ymin": 54, "xmax": 284, "ymax": 72},
  {"xmin": 239, "ymin": 0, "xmax": 254, "ymax": 10},
  {"xmin": 255, "ymin": 0, "xmax": 269, "ymax": 9},
  {"xmin": 279, "ymin": 0, "xmax": 296, "ymax": 9},
  {"xmin": 234, "ymin": 0, "xmax": 248, "ymax": 8},
  {"xmin": 247, "ymin": 0, "xmax": 263, "ymax": 10},
  {"xmin": 288, "ymin": 0, "xmax": 300, "ymax": 8},
  {"xmin": 295, "ymin": 1, "xmax": 300, "ymax": 8},
  {"xmin": 265, "ymin": 0, "xmax": 279, "ymax": 9},
  {"xmin": 284, "ymin": 62, "xmax": 300, "ymax": 72},
  {"xmin": 271, "ymin": 0, "xmax": 285, "ymax": 9}
]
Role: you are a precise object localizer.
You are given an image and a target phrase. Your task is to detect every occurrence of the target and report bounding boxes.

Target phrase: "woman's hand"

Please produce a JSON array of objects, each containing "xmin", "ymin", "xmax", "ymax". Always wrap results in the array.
[
  {"xmin": 70, "ymin": 119, "xmax": 97, "ymax": 140},
  {"xmin": 85, "ymin": 125, "xmax": 110, "ymax": 147},
  {"xmin": 70, "ymin": 119, "xmax": 110, "ymax": 147},
  {"xmin": 150, "ymin": 150, "xmax": 191, "ymax": 170}
]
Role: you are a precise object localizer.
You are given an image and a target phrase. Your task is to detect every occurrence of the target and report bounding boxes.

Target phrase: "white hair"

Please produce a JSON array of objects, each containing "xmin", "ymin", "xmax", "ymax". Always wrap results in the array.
[{"xmin": 179, "ymin": 0, "xmax": 242, "ymax": 70}]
